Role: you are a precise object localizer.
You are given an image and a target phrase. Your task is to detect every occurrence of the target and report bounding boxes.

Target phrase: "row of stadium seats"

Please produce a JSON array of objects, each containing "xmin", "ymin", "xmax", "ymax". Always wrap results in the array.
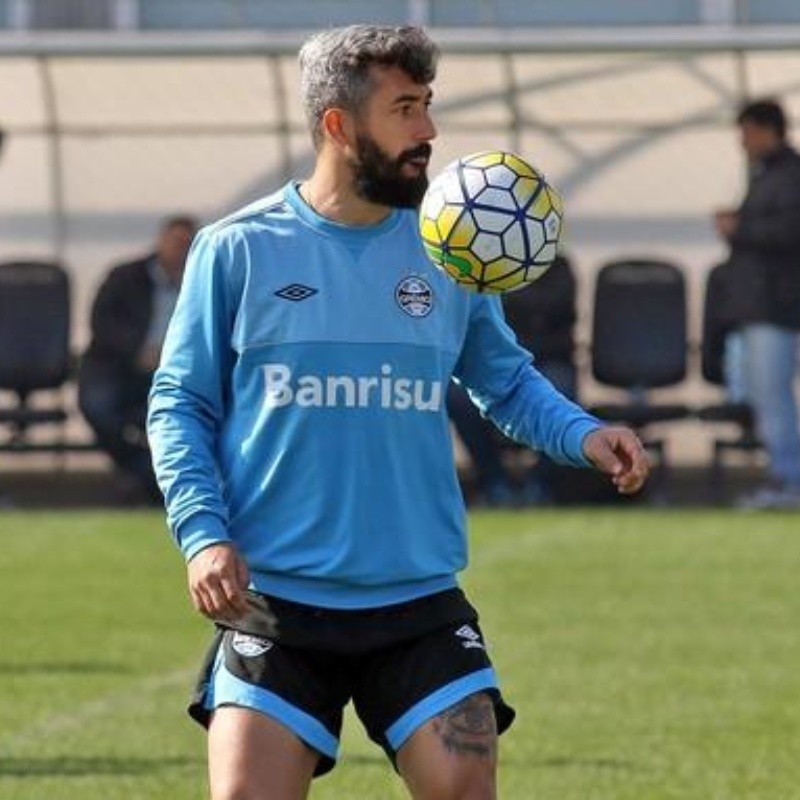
[
  {"xmin": 585, "ymin": 258, "xmax": 759, "ymax": 483},
  {"xmin": 0, "ymin": 258, "xmax": 759, "ymax": 477},
  {"xmin": 0, "ymin": 260, "xmax": 99, "ymax": 454}
]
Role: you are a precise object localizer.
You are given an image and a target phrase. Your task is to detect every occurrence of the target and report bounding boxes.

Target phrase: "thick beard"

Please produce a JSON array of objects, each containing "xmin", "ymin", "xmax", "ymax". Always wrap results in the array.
[{"xmin": 352, "ymin": 134, "xmax": 430, "ymax": 209}]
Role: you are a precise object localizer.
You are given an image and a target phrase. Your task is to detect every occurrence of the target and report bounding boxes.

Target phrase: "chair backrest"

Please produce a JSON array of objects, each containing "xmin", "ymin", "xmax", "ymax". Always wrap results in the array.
[
  {"xmin": 591, "ymin": 258, "xmax": 687, "ymax": 389},
  {"xmin": 0, "ymin": 261, "xmax": 71, "ymax": 394},
  {"xmin": 700, "ymin": 263, "xmax": 730, "ymax": 387}
]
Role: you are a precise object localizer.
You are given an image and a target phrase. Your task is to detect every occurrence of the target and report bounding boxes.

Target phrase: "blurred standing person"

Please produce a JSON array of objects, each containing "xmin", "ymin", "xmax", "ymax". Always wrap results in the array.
[
  {"xmin": 714, "ymin": 98, "xmax": 800, "ymax": 509},
  {"xmin": 79, "ymin": 215, "xmax": 197, "ymax": 503}
]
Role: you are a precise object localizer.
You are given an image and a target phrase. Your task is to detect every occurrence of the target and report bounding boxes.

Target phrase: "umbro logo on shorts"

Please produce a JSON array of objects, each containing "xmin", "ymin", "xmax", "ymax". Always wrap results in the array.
[
  {"xmin": 231, "ymin": 631, "xmax": 273, "ymax": 658},
  {"xmin": 455, "ymin": 624, "xmax": 484, "ymax": 650}
]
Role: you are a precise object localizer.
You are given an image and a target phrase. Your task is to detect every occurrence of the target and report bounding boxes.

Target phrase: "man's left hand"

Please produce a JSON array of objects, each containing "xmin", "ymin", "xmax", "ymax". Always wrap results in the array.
[{"xmin": 583, "ymin": 426, "xmax": 650, "ymax": 495}]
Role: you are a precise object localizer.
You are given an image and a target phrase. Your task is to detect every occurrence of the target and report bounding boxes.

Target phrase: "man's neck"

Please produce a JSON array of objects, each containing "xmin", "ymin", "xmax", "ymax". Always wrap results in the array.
[{"xmin": 300, "ymin": 162, "xmax": 392, "ymax": 227}]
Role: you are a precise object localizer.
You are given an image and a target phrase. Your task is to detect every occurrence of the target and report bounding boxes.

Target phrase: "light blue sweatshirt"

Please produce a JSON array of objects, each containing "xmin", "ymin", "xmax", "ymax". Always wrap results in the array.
[{"xmin": 147, "ymin": 182, "xmax": 601, "ymax": 609}]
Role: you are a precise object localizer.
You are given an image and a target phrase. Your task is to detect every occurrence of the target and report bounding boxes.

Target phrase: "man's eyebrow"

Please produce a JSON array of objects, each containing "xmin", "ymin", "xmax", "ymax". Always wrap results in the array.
[{"xmin": 391, "ymin": 89, "xmax": 433, "ymax": 106}]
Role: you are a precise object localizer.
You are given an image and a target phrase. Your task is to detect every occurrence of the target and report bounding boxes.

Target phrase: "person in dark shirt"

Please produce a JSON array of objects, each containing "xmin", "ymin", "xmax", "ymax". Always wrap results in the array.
[
  {"xmin": 78, "ymin": 215, "xmax": 197, "ymax": 502},
  {"xmin": 447, "ymin": 254, "xmax": 578, "ymax": 505},
  {"xmin": 714, "ymin": 99, "xmax": 800, "ymax": 509}
]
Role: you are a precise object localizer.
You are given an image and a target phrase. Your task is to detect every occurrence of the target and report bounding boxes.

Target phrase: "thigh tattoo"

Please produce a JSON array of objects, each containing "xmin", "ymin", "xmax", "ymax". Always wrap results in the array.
[{"xmin": 432, "ymin": 693, "xmax": 497, "ymax": 758}]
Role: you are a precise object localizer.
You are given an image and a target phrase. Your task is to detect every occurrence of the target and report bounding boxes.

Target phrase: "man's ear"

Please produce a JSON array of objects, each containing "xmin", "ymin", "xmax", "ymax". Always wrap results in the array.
[{"xmin": 321, "ymin": 107, "xmax": 356, "ymax": 155}]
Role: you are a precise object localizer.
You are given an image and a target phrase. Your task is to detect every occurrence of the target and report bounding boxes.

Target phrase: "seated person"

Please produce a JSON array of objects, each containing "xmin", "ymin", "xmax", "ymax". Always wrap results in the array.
[
  {"xmin": 78, "ymin": 215, "xmax": 197, "ymax": 502},
  {"xmin": 448, "ymin": 253, "xmax": 578, "ymax": 506}
]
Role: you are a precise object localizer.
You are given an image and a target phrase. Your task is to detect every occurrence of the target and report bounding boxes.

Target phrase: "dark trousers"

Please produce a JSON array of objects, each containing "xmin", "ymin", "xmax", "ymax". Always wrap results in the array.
[
  {"xmin": 78, "ymin": 357, "xmax": 158, "ymax": 498},
  {"xmin": 447, "ymin": 359, "xmax": 578, "ymax": 500},
  {"xmin": 447, "ymin": 383, "xmax": 509, "ymax": 495}
]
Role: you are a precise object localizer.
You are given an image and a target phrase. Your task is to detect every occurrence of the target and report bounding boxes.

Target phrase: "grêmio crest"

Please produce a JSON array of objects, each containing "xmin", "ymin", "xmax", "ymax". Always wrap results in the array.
[{"xmin": 395, "ymin": 276, "xmax": 433, "ymax": 318}]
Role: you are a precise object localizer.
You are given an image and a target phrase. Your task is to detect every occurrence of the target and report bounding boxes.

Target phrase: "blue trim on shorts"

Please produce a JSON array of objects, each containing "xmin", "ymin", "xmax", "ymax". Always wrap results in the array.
[
  {"xmin": 204, "ymin": 653, "xmax": 339, "ymax": 760},
  {"xmin": 385, "ymin": 667, "xmax": 498, "ymax": 751}
]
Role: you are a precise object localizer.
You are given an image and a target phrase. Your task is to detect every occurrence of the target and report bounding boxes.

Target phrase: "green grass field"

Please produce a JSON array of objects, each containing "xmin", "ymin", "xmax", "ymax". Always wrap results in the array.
[{"xmin": 1, "ymin": 509, "xmax": 799, "ymax": 799}]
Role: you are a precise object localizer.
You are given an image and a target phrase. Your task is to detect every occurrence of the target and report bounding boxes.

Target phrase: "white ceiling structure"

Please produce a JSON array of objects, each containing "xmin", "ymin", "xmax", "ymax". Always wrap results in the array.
[{"xmin": 0, "ymin": 27, "xmax": 798, "ymax": 462}]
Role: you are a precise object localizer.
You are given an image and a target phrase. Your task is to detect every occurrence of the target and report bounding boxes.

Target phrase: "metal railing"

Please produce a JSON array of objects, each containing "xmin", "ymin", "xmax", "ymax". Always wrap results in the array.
[{"xmin": 4, "ymin": 0, "xmax": 800, "ymax": 31}]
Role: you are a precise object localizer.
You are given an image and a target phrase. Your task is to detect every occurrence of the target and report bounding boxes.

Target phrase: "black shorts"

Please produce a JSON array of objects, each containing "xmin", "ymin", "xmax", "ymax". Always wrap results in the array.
[{"xmin": 189, "ymin": 588, "xmax": 515, "ymax": 777}]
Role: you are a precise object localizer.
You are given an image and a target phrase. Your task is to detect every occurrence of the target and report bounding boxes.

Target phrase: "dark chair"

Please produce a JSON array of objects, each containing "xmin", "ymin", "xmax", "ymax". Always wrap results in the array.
[
  {"xmin": 0, "ymin": 261, "xmax": 76, "ymax": 451},
  {"xmin": 589, "ymin": 258, "xmax": 692, "ymax": 474},
  {"xmin": 694, "ymin": 263, "xmax": 760, "ymax": 481}
]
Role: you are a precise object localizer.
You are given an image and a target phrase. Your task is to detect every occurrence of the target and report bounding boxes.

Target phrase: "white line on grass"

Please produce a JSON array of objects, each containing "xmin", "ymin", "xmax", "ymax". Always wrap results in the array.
[
  {"xmin": 471, "ymin": 525, "xmax": 553, "ymax": 568},
  {"xmin": 0, "ymin": 522, "xmax": 565, "ymax": 754},
  {"xmin": 0, "ymin": 667, "xmax": 195, "ymax": 754}
]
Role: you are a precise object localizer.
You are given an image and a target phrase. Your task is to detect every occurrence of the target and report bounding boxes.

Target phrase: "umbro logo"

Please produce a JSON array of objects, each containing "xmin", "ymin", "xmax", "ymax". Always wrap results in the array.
[
  {"xmin": 455, "ymin": 624, "xmax": 484, "ymax": 650},
  {"xmin": 274, "ymin": 283, "xmax": 318, "ymax": 302}
]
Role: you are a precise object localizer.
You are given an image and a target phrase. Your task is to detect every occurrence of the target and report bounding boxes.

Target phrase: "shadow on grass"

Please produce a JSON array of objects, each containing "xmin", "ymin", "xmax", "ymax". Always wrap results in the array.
[
  {"xmin": 0, "ymin": 661, "xmax": 131, "ymax": 675},
  {"xmin": 337, "ymin": 753, "xmax": 641, "ymax": 773},
  {"xmin": 339, "ymin": 753, "xmax": 390, "ymax": 767},
  {"xmin": 333, "ymin": 747, "xmax": 642, "ymax": 771},
  {"xmin": 0, "ymin": 755, "xmax": 201, "ymax": 778},
  {"xmin": 528, "ymin": 756, "xmax": 641, "ymax": 771}
]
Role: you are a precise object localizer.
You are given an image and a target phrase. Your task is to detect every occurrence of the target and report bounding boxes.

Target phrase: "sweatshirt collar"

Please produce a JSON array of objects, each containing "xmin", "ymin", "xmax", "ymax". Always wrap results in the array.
[{"xmin": 285, "ymin": 181, "xmax": 402, "ymax": 241}]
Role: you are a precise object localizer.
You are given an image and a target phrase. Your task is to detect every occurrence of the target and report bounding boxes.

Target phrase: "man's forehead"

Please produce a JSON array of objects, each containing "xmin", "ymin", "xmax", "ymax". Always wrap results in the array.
[{"xmin": 368, "ymin": 64, "xmax": 432, "ymax": 100}]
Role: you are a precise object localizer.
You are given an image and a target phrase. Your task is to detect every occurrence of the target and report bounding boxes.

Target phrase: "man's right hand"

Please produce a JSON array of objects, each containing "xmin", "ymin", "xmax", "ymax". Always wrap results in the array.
[{"xmin": 187, "ymin": 542, "xmax": 250, "ymax": 622}]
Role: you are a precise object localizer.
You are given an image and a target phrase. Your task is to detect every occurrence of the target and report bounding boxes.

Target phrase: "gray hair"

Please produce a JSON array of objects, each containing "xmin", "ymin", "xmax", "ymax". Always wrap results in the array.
[{"xmin": 299, "ymin": 25, "xmax": 439, "ymax": 148}]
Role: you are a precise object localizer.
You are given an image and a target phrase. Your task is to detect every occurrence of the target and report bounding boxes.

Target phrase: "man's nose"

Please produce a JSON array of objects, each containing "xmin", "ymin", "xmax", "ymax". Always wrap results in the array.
[{"xmin": 419, "ymin": 112, "xmax": 437, "ymax": 142}]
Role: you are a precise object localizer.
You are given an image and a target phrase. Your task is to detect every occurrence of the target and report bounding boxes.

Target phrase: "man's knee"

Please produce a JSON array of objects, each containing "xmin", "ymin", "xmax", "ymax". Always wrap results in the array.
[
  {"xmin": 415, "ymin": 768, "xmax": 495, "ymax": 800},
  {"xmin": 208, "ymin": 776, "xmax": 250, "ymax": 800}
]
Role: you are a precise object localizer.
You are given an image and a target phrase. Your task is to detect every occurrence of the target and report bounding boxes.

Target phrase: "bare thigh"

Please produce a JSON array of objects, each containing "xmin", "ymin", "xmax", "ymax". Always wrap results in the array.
[
  {"xmin": 396, "ymin": 692, "xmax": 498, "ymax": 800},
  {"xmin": 208, "ymin": 706, "xmax": 320, "ymax": 800}
]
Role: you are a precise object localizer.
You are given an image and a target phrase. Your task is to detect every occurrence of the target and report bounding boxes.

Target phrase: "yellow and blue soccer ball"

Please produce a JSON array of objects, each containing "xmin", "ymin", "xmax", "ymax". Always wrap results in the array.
[{"xmin": 419, "ymin": 151, "xmax": 564, "ymax": 293}]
